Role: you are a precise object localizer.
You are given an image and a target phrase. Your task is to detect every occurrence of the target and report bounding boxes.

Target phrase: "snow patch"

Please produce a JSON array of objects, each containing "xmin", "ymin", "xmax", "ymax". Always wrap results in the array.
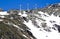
[{"xmin": 0, "ymin": 11, "xmax": 9, "ymax": 15}]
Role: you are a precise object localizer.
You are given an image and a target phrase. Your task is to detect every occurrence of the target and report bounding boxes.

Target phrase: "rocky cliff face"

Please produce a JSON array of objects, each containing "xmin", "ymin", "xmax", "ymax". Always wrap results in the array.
[{"xmin": 0, "ymin": 3, "xmax": 60, "ymax": 39}]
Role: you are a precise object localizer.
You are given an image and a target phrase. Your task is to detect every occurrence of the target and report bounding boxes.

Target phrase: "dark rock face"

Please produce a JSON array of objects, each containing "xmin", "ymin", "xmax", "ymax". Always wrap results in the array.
[
  {"xmin": 41, "ymin": 23, "xmax": 47, "ymax": 28},
  {"xmin": 52, "ymin": 27, "xmax": 56, "ymax": 30},
  {"xmin": 54, "ymin": 24, "xmax": 60, "ymax": 32},
  {"xmin": 7, "ymin": 10, "xmax": 19, "ymax": 15},
  {"xmin": 26, "ymin": 30, "xmax": 36, "ymax": 39},
  {"xmin": 23, "ymin": 17, "xmax": 28, "ymax": 22},
  {"xmin": 0, "ymin": 13, "xmax": 35, "ymax": 39},
  {"xmin": 38, "ymin": 3, "xmax": 60, "ymax": 16}
]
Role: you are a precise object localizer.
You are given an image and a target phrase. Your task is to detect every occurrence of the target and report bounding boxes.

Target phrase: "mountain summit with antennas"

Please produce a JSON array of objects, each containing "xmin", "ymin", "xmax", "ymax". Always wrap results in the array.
[{"xmin": 0, "ymin": 3, "xmax": 60, "ymax": 39}]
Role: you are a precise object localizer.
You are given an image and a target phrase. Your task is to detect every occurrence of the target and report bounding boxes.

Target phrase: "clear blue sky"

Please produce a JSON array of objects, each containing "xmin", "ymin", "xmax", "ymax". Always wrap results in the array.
[{"xmin": 0, "ymin": 0, "xmax": 60, "ymax": 10}]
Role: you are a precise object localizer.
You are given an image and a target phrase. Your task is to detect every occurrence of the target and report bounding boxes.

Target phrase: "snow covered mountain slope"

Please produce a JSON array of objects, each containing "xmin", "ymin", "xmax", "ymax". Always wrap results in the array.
[
  {"xmin": 0, "ymin": 3, "xmax": 60, "ymax": 39},
  {"xmin": 23, "ymin": 11, "xmax": 60, "ymax": 39}
]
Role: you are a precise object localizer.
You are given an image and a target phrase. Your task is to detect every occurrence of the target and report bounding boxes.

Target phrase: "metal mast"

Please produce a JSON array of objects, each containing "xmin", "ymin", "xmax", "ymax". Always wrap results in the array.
[{"xmin": 20, "ymin": 4, "xmax": 21, "ymax": 13}]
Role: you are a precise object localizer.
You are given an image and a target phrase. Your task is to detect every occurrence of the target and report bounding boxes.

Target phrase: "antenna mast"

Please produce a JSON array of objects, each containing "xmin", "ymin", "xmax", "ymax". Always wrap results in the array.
[{"xmin": 20, "ymin": 4, "xmax": 21, "ymax": 13}]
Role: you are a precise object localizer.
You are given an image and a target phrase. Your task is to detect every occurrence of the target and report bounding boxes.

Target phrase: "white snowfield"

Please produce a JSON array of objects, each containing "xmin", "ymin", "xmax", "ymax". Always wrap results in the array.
[
  {"xmin": 0, "ymin": 11, "xmax": 9, "ymax": 15},
  {"xmin": 23, "ymin": 11, "xmax": 60, "ymax": 39},
  {"xmin": 24, "ymin": 20, "xmax": 60, "ymax": 39}
]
